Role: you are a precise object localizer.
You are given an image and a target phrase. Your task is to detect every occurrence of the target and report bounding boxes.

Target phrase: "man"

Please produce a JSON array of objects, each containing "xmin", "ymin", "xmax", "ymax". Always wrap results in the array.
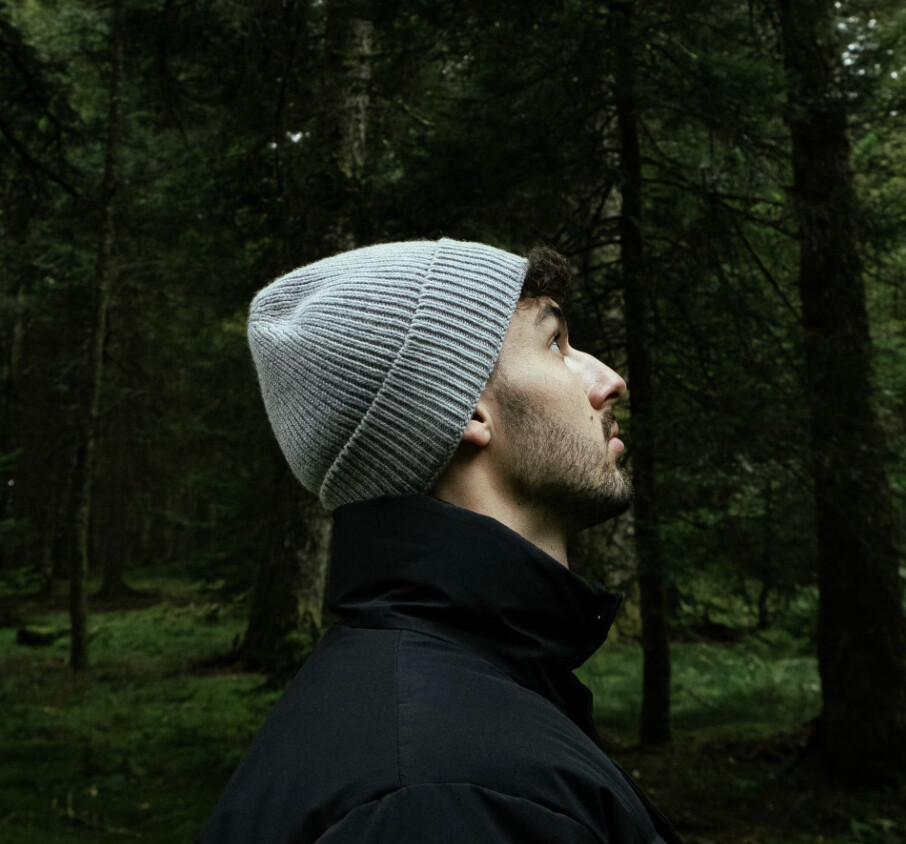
[{"xmin": 198, "ymin": 238, "xmax": 682, "ymax": 843}]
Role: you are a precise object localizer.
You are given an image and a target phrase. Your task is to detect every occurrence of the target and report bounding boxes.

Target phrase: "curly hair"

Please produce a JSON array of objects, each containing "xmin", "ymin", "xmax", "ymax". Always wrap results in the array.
[{"xmin": 519, "ymin": 246, "xmax": 571, "ymax": 303}]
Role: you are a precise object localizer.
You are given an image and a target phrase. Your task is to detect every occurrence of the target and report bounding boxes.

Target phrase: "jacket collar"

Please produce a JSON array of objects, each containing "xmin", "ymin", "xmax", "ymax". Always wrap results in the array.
[{"xmin": 329, "ymin": 494, "xmax": 622, "ymax": 719}]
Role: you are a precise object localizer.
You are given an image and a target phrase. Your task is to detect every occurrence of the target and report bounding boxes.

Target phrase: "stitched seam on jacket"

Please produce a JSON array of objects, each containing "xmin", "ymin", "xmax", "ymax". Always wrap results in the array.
[
  {"xmin": 311, "ymin": 782, "xmax": 606, "ymax": 844},
  {"xmin": 341, "ymin": 620, "xmax": 525, "ymax": 686},
  {"xmin": 394, "ymin": 629, "xmax": 403, "ymax": 789}
]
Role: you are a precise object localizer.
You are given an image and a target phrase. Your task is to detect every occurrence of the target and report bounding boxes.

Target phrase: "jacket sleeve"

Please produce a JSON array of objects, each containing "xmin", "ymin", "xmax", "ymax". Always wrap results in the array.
[{"xmin": 314, "ymin": 783, "xmax": 604, "ymax": 844}]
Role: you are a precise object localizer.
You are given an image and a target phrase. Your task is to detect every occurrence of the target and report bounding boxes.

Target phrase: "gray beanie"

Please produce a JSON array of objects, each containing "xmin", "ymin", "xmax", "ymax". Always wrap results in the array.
[{"xmin": 247, "ymin": 238, "xmax": 528, "ymax": 511}]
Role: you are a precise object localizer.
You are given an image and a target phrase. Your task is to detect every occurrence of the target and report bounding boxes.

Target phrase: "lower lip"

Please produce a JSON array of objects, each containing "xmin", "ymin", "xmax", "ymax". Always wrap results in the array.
[{"xmin": 608, "ymin": 437, "xmax": 624, "ymax": 453}]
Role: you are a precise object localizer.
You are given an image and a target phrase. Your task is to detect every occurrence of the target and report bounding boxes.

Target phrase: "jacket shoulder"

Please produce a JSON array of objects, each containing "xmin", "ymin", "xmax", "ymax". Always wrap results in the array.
[
  {"xmin": 199, "ymin": 625, "xmax": 403, "ymax": 844},
  {"xmin": 199, "ymin": 624, "xmax": 674, "ymax": 844},
  {"xmin": 315, "ymin": 783, "xmax": 604, "ymax": 844},
  {"xmin": 393, "ymin": 630, "xmax": 663, "ymax": 842}
]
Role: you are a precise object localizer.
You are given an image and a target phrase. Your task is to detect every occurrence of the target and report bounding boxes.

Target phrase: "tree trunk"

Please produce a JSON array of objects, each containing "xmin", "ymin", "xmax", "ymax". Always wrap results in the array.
[
  {"xmin": 240, "ymin": 0, "xmax": 371, "ymax": 667},
  {"xmin": 241, "ymin": 460, "xmax": 331, "ymax": 667},
  {"xmin": 322, "ymin": 0, "xmax": 372, "ymax": 249},
  {"xmin": 778, "ymin": 0, "xmax": 906, "ymax": 783},
  {"xmin": 0, "ymin": 175, "xmax": 35, "ymax": 571},
  {"xmin": 612, "ymin": 0, "xmax": 671, "ymax": 745},
  {"xmin": 97, "ymin": 417, "xmax": 131, "ymax": 598},
  {"xmin": 70, "ymin": 0, "xmax": 125, "ymax": 669},
  {"xmin": 755, "ymin": 479, "xmax": 774, "ymax": 631}
]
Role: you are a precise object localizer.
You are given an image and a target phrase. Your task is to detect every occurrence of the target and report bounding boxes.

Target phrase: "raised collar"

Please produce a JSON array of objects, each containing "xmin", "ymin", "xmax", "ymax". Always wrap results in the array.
[{"xmin": 329, "ymin": 494, "xmax": 622, "ymax": 719}]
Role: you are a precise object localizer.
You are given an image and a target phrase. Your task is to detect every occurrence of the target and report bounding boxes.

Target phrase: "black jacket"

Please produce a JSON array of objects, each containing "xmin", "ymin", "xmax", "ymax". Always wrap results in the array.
[{"xmin": 198, "ymin": 494, "xmax": 682, "ymax": 843}]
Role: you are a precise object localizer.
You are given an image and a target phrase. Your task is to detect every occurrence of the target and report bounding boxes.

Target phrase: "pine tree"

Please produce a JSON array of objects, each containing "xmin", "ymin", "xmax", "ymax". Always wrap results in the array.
[{"xmin": 778, "ymin": 0, "xmax": 906, "ymax": 782}]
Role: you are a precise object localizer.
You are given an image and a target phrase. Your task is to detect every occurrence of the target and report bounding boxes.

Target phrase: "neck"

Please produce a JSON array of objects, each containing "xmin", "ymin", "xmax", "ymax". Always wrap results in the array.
[{"xmin": 430, "ymin": 481, "xmax": 571, "ymax": 569}]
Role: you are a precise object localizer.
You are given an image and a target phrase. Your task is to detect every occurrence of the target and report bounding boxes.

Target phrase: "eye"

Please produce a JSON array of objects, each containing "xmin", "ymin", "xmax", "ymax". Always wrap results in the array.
[{"xmin": 550, "ymin": 333, "xmax": 563, "ymax": 354}]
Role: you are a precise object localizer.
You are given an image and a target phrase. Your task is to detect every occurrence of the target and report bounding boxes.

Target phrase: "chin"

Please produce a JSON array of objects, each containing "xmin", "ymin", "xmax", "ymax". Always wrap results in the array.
[{"xmin": 559, "ymin": 476, "xmax": 633, "ymax": 532}]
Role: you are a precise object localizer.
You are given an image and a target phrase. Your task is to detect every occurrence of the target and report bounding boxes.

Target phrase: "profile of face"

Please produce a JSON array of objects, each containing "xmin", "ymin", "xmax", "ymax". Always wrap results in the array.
[{"xmin": 482, "ymin": 296, "xmax": 632, "ymax": 531}]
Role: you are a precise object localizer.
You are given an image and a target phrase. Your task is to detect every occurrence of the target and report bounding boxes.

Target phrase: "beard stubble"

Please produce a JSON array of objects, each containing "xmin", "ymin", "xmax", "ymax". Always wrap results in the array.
[{"xmin": 493, "ymin": 379, "xmax": 633, "ymax": 530}]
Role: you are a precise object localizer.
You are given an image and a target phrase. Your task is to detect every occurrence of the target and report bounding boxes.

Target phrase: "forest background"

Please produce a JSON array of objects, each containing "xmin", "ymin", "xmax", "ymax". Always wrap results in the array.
[{"xmin": 1, "ymin": 0, "xmax": 905, "ymax": 841}]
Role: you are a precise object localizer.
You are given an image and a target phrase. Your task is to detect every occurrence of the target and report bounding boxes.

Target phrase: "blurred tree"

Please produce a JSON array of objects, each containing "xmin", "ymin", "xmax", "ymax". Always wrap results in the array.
[
  {"xmin": 71, "ymin": 0, "xmax": 126, "ymax": 668},
  {"xmin": 240, "ymin": 0, "xmax": 376, "ymax": 668},
  {"xmin": 0, "ymin": 1, "xmax": 80, "ymax": 585},
  {"xmin": 778, "ymin": 0, "xmax": 906, "ymax": 782},
  {"xmin": 612, "ymin": 0, "xmax": 672, "ymax": 745}
]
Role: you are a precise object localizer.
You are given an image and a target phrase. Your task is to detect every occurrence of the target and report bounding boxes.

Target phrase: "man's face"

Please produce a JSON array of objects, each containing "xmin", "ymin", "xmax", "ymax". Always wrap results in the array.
[{"xmin": 485, "ymin": 297, "xmax": 632, "ymax": 530}]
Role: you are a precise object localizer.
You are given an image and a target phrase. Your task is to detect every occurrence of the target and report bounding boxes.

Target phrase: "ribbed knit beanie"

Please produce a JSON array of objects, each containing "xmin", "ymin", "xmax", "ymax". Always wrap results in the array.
[{"xmin": 247, "ymin": 238, "xmax": 528, "ymax": 511}]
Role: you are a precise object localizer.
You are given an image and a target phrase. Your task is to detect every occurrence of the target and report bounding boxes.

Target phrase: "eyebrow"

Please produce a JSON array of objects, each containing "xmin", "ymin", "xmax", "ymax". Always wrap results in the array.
[{"xmin": 534, "ymin": 301, "xmax": 569, "ymax": 336}]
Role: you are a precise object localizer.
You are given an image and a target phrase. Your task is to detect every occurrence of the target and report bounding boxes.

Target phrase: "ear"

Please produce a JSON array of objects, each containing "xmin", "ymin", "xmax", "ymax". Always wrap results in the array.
[{"xmin": 462, "ymin": 398, "xmax": 492, "ymax": 448}]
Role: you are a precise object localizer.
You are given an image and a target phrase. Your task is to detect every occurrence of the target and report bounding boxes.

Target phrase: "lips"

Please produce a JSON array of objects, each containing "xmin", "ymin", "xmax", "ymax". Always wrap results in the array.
[
  {"xmin": 603, "ymin": 417, "xmax": 618, "ymax": 441},
  {"xmin": 606, "ymin": 419, "xmax": 624, "ymax": 452}
]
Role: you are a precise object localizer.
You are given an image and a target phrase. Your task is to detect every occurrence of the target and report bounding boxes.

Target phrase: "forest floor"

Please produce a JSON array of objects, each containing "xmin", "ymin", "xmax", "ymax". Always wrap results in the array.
[
  {"xmin": 0, "ymin": 562, "xmax": 904, "ymax": 844},
  {"xmin": 604, "ymin": 730, "xmax": 905, "ymax": 844}
]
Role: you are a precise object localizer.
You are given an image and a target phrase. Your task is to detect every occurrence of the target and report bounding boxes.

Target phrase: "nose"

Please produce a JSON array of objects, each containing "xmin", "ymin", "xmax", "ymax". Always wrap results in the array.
[{"xmin": 584, "ymin": 354, "xmax": 627, "ymax": 411}]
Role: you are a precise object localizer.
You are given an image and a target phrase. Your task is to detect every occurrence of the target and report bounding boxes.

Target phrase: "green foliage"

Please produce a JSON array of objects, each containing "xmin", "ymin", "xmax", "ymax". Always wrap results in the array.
[
  {"xmin": 258, "ymin": 624, "xmax": 323, "ymax": 688},
  {"xmin": 848, "ymin": 818, "xmax": 905, "ymax": 844},
  {"xmin": 0, "ymin": 514, "xmax": 29, "ymax": 552},
  {"xmin": 0, "ymin": 601, "xmax": 233, "ymax": 664},
  {"xmin": 3, "ymin": 0, "xmax": 903, "ymax": 631},
  {"xmin": 0, "ymin": 564, "xmax": 279, "ymax": 842},
  {"xmin": 0, "ymin": 663, "xmax": 277, "ymax": 842},
  {"xmin": 0, "ymin": 565, "xmax": 44, "ymax": 600},
  {"xmin": 578, "ymin": 638, "xmax": 821, "ymax": 742}
]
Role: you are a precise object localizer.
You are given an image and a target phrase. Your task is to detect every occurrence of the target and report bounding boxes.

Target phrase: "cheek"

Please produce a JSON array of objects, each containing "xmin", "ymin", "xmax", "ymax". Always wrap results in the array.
[{"xmin": 564, "ymin": 355, "xmax": 595, "ymax": 392}]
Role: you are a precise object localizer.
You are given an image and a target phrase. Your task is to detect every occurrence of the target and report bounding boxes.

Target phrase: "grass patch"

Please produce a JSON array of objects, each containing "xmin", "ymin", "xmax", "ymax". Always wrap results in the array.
[
  {"xmin": 578, "ymin": 638, "xmax": 821, "ymax": 742},
  {"xmin": 1, "ymin": 602, "xmax": 240, "ymax": 666},
  {"xmin": 0, "ymin": 566, "xmax": 278, "ymax": 843}
]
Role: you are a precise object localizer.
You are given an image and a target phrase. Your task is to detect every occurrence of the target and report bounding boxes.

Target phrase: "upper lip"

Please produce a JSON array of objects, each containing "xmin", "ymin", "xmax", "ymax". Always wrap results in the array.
[{"xmin": 608, "ymin": 421, "xmax": 619, "ymax": 440}]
